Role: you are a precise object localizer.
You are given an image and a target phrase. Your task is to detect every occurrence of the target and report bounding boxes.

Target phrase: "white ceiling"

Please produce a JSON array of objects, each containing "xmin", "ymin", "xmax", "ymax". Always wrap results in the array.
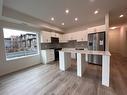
[{"xmin": 3, "ymin": 0, "xmax": 127, "ymax": 30}]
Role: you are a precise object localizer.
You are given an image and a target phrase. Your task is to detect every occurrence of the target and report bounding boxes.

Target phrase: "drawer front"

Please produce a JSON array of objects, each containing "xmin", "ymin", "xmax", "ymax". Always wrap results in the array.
[
  {"xmin": 47, "ymin": 50, "xmax": 54, "ymax": 55},
  {"xmin": 47, "ymin": 55, "xmax": 54, "ymax": 59},
  {"xmin": 47, "ymin": 57, "xmax": 54, "ymax": 62},
  {"xmin": 47, "ymin": 52, "xmax": 54, "ymax": 56}
]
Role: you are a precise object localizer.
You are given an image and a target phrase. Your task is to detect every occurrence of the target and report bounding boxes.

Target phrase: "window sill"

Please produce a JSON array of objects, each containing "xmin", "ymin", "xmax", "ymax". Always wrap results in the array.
[{"xmin": 6, "ymin": 53, "xmax": 40, "ymax": 61}]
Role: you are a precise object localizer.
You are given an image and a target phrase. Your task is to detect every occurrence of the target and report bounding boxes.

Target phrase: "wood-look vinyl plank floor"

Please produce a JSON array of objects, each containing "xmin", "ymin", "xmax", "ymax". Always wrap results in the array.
[{"xmin": 0, "ymin": 54, "xmax": 127, "ymax": 95}]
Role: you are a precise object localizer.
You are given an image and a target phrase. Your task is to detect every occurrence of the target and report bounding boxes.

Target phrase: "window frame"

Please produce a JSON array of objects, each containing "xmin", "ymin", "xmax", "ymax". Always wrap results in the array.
[{"xmin": 3, "ymin": 28, "xmax": 40, "ymax": 61}]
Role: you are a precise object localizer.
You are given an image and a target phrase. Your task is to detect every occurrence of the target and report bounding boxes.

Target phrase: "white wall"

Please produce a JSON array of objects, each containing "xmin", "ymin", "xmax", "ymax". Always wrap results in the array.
[
  {"xmin": 120, "ymin": 26, "xmax": 127, "ymax": 57},
  {"xmin": 0, "ymin": 55, "xmax": 41, "ymax": 76},
  {"xmin": 109, "ymin": 26, "xmax": 127, "ymax": 57},
  {"xmin": 0, "ymin": 0, "xmax": 3, "ymax": 17},
  {"xmin": 0, "ymin": 22, "xmax": 41, "ymax": 76},
  {"xmin": 109, "ymin": 28, "xmax": 121, "ymax": 54}
]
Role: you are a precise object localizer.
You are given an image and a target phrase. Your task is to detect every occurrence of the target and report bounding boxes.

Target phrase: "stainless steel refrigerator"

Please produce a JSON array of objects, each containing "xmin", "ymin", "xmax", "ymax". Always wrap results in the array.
[{"xmin": 88, "ymin": 32, "xmax": 105, "ymax": 65}]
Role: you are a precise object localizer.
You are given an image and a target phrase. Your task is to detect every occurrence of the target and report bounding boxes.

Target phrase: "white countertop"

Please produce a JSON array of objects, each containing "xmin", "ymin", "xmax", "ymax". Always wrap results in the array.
[{"xmin": 59, "ymin": 50, "xmax": 111, "ymax": 56}]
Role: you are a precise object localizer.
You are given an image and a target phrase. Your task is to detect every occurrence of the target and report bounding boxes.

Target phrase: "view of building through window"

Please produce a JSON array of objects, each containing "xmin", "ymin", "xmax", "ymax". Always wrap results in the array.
[{"xmin": 3, "ymin": 28, "xmax": 38, "ymax": 59}]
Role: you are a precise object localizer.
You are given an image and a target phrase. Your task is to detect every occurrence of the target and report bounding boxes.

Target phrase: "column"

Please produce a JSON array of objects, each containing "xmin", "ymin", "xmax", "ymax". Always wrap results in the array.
[
  {"xmin": 59, "ymin": 51, "xmax": 71, "ymax": 71},
  {"xmin": 0, "ymin": 27, "xmax": 6, "ymax": 64},
  {"xmin": 77, "ymin": 53, "xmax": 87, "ymax": 77},
  {"xmin": 0, "ymin": 0, "xmax": 3, "ymax": 19},
  {"xmin": 102, "ymin": 55, "xmax": 110, "ymax": 87},
  {"xmin": 105, "ymin": 13, "xmax": 110, "ymax": 51}
]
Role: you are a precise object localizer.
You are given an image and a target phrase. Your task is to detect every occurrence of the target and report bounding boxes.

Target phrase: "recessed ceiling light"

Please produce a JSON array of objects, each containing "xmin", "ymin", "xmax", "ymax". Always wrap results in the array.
[
  {"xmin": 51, "ymin": 17, "xmax": 54, "ymax": 21},
  {"xmin": 119, "ymin": 15, "xmax": 124, "ymax": 18},
  {"xmin": 94, "ymin": 10, "xmax": 99, "ymax": 14},
  {"xmin": 110, "ymin": 27, "xmax": 117, "ymax": 30},
  {"xmin": 75, "ymin": 18, "xmax": 78, "ymax": 21},
  {"xmin": 89, "ymin": 0, "xmax": 95, "ymax": 2},
  {"xmin": 61, "ymin": 22, "xmax": 65, "ymax": 25},
  {"xmin": 65, "ymin": 9, "xmax": 69, "ymax": 14}
]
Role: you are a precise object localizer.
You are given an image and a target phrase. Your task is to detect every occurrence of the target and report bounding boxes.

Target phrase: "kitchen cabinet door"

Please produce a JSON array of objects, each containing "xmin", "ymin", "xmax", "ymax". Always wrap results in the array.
[
  {"xmin": 41, "ymin": 49, "xmax": 54, "ymax": 64},
  {"xmin": 76, "ymin": 31, "xmax": 83, "ymax": 42},
  {"xmin": 84, "ymin": 30, "xmax": 88, "ymax": 41},
  {"xmin": 59, "ymin": 34, "xmax": 64, "ymax": 42},
  {"xmin": 41, "ymin": 31, "xmax": 51, "ymax": 43},
  {"xmin": 88, "ymin": 25, "xmax": 106, "ymax": 34},
  {"xmin": 76, "ymin": 31, "xmax": 88, "ymax": 42},
  {"xmin": 62, "ymin": 34, "xmax": 69, "ymax": 42},
  {"xmin": 96, "ymin": 25, "xmax": 106, "ymax": 32},
  {"xmin": 51, "ymin": 32, "xmax": 59, "ymax": 38},
  {"xmin": 68, "ymin": 33, "xmax": 74, "ymax": 41}
]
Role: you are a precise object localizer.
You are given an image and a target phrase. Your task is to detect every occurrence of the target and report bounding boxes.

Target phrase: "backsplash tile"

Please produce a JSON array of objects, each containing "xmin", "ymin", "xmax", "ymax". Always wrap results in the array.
[{"xmin": 41, "ymin": 40, "xmax": 88, "ymax": 50}]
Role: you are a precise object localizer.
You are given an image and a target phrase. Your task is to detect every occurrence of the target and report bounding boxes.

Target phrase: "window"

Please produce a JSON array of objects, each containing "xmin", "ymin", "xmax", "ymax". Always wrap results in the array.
[{"xmin": 3, "ymin": 28, "xmax": 39, "ymax": 60}]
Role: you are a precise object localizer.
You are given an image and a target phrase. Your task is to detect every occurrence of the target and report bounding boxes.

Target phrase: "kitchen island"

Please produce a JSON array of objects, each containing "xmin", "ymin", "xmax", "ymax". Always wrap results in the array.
[{"xmin": 59, "ymin": 50, "xmax": 111, "ymax": 87}]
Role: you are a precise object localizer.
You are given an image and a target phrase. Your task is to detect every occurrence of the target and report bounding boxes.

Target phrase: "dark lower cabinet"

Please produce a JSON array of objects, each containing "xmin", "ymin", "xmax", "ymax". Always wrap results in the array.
[{"xmin": 54, "ymin": 48, "xmax": 62, "ymax": 61}]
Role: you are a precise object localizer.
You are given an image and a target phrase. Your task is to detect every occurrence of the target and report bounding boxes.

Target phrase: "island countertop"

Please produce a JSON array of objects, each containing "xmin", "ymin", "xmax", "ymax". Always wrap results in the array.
[
  {"xmin": 59, "ymin": 50, "xmax": 111, "ymax": 56},
  {"xmin": 59, "ymin": 49, "xmax": 111, "ymax": 87}
]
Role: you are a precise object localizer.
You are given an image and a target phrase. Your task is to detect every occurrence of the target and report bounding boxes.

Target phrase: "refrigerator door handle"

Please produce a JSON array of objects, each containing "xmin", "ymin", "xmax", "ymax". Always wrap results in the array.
[{"xmin": 99, "ymin": 40, "xmax": 104, "ymax": 45}]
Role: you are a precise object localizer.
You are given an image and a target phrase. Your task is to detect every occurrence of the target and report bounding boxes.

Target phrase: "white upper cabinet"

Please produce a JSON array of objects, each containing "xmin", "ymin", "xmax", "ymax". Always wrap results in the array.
[
  {"xmin": 61, "ymin": 34, "xmax": 69, "ymax": 42},
  {"xmin": 40, "ymin": 25, "xmax": 105, "ymax": 43},
  {"xmin": 40, "ymin": 31, "xmax": 51, "ymax": 43},
  {"xmin": 96, "ymin": 25, "xmax": 106, "ymax": 32},
  {"xmin": 61, "ymin": 30, "xmax": 88, "ymax": 42},
  {"xmin": 59, "ymin": 34, "xmax": 64, "ymax": 43},
  {"xmin": 41, "ymin": 31, "xmax": 63, "ymax": 43},
  {"xmin": 77, "ymin": 30, "xmax": 88, "ymax": 42},
  {"xmin": 84, "ymin": 30, "xmax": 88, "ymax": 41},
  {"xmin": 51, "ymin": 32, "xmax": 64, "ymax": 42},
  {"xmin": 67, "ymin": 33, "xmax": 75, "ymax": 41},
  {"xmin": 76, "ymin": 31, "xmax": 83, "ymax": 42},
  {"xmin": 87, "ymin": 28, "xmax": 95, "ymax": 34},
  {"xmin": 51, "ymin": 32, "xmax": 59, "ymax": 38},
  {"xmin": 87, "ymin": 25, "xmax": 106, "ymax": 34},
  {"xmin": 71, "ymin": 33, "xmax": 78, "ymax": 41}
]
